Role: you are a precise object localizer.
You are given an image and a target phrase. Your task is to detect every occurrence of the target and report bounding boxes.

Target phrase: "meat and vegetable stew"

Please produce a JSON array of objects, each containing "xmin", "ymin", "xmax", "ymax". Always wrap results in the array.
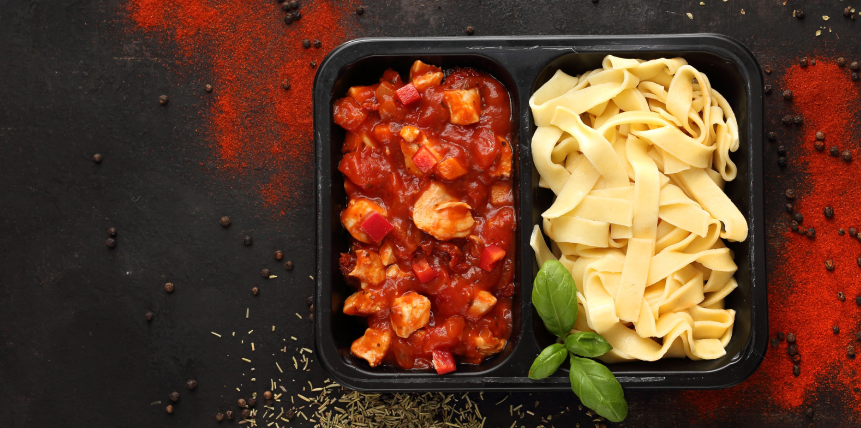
[{"xmin": 333, "ymin": 60, "xmax": 516, "ymax": 374}]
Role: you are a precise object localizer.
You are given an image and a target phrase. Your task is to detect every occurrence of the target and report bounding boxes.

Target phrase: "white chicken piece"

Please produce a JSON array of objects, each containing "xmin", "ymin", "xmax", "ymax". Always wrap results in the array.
[
  {"xmin": 350, "ymin": 328, "xmax": 392, "ymax": 367},
  {"xmin": 341, "ymin": 198, "xmax": 387, "ymax": 244},
  {"xmin": 349, "ymin": 250, "xmax": 386, "ymax": 289},
  {"xmin": 379, "ymin": 240, "xmax": 397, "ymax": 266},
  {"xmin": 466, "ymin": 328, "xmax": 506, "ymax": 359},
  {"xmin": 343, "ymin": 290, "xmax": 385, "ymax": 316},
  {"xmin": 443, "ymin": 88, "xmax": 482, "ymax": 125},
  {"xmin": 390, "ymin": 291, "xmax": 432, "ymax": 338},
  {"xmin": 466, "ymin": 290, "xmax": 497, "ymax": 319},
  {"xmin": 412, "ymin": 182, "xmax": 475, "ymax": 241},
  {"xmin": 386, "ymin": 264, "xmax": 412, "ymax": 279}
]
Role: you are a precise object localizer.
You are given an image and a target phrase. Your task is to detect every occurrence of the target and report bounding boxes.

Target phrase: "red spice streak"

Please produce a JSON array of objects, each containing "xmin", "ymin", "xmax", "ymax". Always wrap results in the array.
[
  {"xmin": 127, "ymin": 0, "xmax": 357, "ymax": 211},
  {"xmin": 680, "ymin": 60, "xmax": 861, "ymax": 420}
]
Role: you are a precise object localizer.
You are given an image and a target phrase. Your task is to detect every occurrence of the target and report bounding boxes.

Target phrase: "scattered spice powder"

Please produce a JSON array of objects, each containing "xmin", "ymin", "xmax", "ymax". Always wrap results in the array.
[{"xmin": 127, "ymin": 0, "xmax": 359, "ymax": 213}]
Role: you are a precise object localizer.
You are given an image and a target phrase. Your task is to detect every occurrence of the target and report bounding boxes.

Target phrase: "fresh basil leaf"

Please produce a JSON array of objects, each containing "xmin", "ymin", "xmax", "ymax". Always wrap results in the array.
[
  {"xmin": 569, "ymin": 356, "xmax": 628, "ymax": 422},
  {"xmin": 532, "ymin": 260, "xmax": 578, "ymax": 338},
  {"xmin": 528, "ymin": 344, "xmax": 568, "ymax": 380},
  {"xmin": 565, "ymin": 332, "xmax": 613, "ymax": 358}
]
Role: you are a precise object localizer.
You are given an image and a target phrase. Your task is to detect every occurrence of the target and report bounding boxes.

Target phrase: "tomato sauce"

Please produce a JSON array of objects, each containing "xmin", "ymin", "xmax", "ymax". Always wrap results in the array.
[{"xmin": 334, "ymin": 61, "xmax": 515, "ymax": 372}]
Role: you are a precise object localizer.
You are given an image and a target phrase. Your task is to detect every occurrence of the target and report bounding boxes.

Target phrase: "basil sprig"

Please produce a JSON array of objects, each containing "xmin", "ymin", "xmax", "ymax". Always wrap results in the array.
[{"xmin": 529, "ymin": 260, "xmax": 628, "ymax": 422}]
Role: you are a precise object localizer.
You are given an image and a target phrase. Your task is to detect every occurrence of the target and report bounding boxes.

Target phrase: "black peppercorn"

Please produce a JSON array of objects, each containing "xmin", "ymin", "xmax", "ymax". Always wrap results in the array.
[
  {"xmin": 846, "ymin": 7, "xmax": 853, "ymax": 17},
  {"xmin": 850, "ymin": 227, "xmax": 857, "ymax": 237},
  {"xmin": 786, "ymin": 333, "xmax": 796, "ymax": 343},
  {"xmin": 777, "ymin": 145, "xmax": 786, "ymax": 155},
  {"xmin": 852, "ymin": 72, "xmax": 859, "ymax": 82},
  {"xmin": 792, "ymin": 354, "xmax": 801, "ymax": 363},
  {"xmin": 764, "ymin": 84, "xmax": 772, "ymax": 94},
  {"xmin": 166, "ymin": 404, "xmax": 174, "ymax": 414},
  {"xmin": 843, "ymin": 150, "xmax": 853, "ymax": 161},
  {"xmin": 825, "ymin": 259, "xmax": 833, "ymax": 271},
  {"xmin": 786, "ymin": 188, "xmax": 796, "ymax": 199},
  {"xmin": 243, "ymin": 235, "xmax": 253, "ymax": 246},
  {"xmin": 830, "ymin": 146, "xmax": 840, "ymax": 156},
  {"xmin": 306, "ymin": 295, "xmax": 314, "ymax": 306},
  {"xmin": 815, "ymin": 131, "xmax": 825, "ymax": 140},
  {"xmin": 108, "ymin": 227, "xmax": 117, "ymax": 237},
  {"xmin": 777, "ymin": 156, "xmax": 786, "ymax": 167},
  {"xmin": 293, "ymin": 10, "xmax": 300, "ymax": 20},
  {"xmin": 833, "ymin": 325, "xmax": 840, "ymax": 334},
  {"xmin": 838, "ymin": 57, "xmax": 846, "ymax": 67},
  {"xmin": 302, "ymin": 39, "xmax": 310, "ymax": 48},
  {"xmin": 782, "ymin": 115, "xmax": 793, "ymax": 126},
  {"xmin": 226, "ymin": 410, "xmax": 235, "ymax": 420},
  {"xmin": 800, "ymin": 57, "xmax": 808, "ymax": 67},
  {"xmin": 771, "ymin": 337, "xmax": 780, "ymax": 347},
  {"xmin": 356, "ymin": 5, "xmax": 364, "ymax": 15},
  {"xmin": 852, "ymin": 61, "xmax": 861, "ymax": 71},
  {"xmin": 106, "ymin": 238, "xmax": 116, "ymax": 248},
  {"xmin": 238, "ymin": 398, "xmax": 247, "ymax": 408},
  {"xmin": 164, "ymin": 282, "xmax": 174, "ymax": 293},
  {"xmin": 284, "ymin": 13, "xmax": 294, "ymax": 23},
  {"xmin": 814, "ymin": 141, "xmax": 824, "ymax": 151},
  {"xmin": 785, "ymin": 203, "xmax": 794, "ymax": 213},
  {"xmin": 791, "ymin": 221, "xmax": 799, "ymax": 232},
  {"xmin": 262, "ymin": 268, "xmax": 271, "ymax": 278},
  {"xmin": 247, "ymin": 398, "xmax": 256, "ymax": 408},
  {"xmin": 281, "ymin": 2, "xmax": 291, "ymax": 10},
  {"xmin": 839, "ymin": 228, "xmax": 845, "ymax": 235},
  {"xmin": 805, "ymin": 407, "xmax": 814, "ymax": 418},
  {"xmin": 275, "ymin": 250, "xmax": 284, "ymax": 260},
  {"xmin": 807, "ymin": 227, "xmax": 816, "ymax": 238},
  {"xmin": 856, "ymin": 330, "xmax": 861, "ymax": 340},
  {"xmin": 252, "ymin": 286, "xmax": 259, "ymax": 296},
  {"xmin": 764, "ymin": 65, "xmax": 773, "ymax": 74},
  {"xmin": 313, "ymin": 39, "xmax": 321, "ymax": 48},
  {"xmin": 788, "ymin": 344, "xmax": 798, "ymax": 355},
  {"xmin": 186, "ymin": 379, "xmax": 197, "ymax": 390},
  {"xmin": 145, "ymin": 312, "xmax": 154, "ymax": 322},
  {"xmin": 216, "ymin": 412, "xmax": 224, "ymax": 421},
  {"xmin": 205, "ymin": 84, "xmax": 213, "ymax": 92},
  {"xmin": 850, "ymin": 345, "xmax": 857, "ymax": 358},
  {"xmin": 159, "ymin": 95, "xmax": 169, "ymax": 105},
  {"xmin": 285, "ymin": 260, "xmax": 294, "ymax": 270},
  {"xmin": 768, "ymin": 131, "xmax": 777, "ymax": 141},
  {"xmin": 263, "ymin": 391, "xmax": 273, "ymax": 400},
  {"xmin": 169, "ymin": 391, "xmax": 180, "ymax": 402},
  {"xmin": 825, "ymin": 206, "xmax": 834, "ymax": 218},
  {"xmin": 289, "ymin": 0, "xmax": 299, "ymax": 8},
  {"xmin": 310, "ymin": 60, "xmax": 316, "ymax": 68},
  {"xmin": 241, "ymin": 409, "xmax": 250, "ymax": 419},
  {"xmin": 282, "ymin": 80, "xmax": 291, "ymax": 90},
  {"xmin": 795, "ymin": 9, "xmax": 804, "ymax": 18},
  {"xmin": 794, "ymin": 115, "xmax": 803, "ymax": 125},
  {"xmin": 793, "ymin": 364, "xmax": 800, "ymax": 376},
  {"xmin": 793, "ymin": 212, "xmax": 803, "ymax": 222},
  {"xmin": 783, "ymin": 89, "xmax": 793, "ymax": 100},
  {"xmin": 777, "ymin": 332, "xmax": 785, "ymax": 341},
  {"xmin": 839, "ymin": 291, "xmax": 846, "ymax": 301},
  {"xmin": 465, "ymin": 26, "xmax": 475, "ymax": 35},
  {"xmin": 285, "ymin": 407, "xmax": 296, "ymax": 419},
  {"xmin": 93, "ymin": 153, "xmax": 103, "ymax": 163},
  {"xmin": 220, "ymin": 216, "xmax": 231, "ymax": 227}
]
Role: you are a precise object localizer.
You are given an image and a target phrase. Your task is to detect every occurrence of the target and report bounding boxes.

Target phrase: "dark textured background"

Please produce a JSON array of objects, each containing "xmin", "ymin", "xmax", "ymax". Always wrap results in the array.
[{"xmin": 0, "ymin": 0, "xmax": 857, "ymax": 427}]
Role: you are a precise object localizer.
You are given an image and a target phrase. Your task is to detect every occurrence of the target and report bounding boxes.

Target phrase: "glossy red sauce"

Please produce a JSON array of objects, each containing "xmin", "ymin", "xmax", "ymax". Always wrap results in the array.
[{"xmin": 334, "ymin": 62, "xmax": 515, "ymax": 371}]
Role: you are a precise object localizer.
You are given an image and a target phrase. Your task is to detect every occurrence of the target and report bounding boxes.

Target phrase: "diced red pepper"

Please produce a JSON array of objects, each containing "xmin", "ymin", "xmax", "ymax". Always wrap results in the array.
[
  {"xmin": 360, "ymin": 212, "xmax": 394, "ymax": 242},
  {"xmin": 479, "ymin": 244, "xmax": 507, "ymax": 272},
  {"xmin": 411, "ymin": 146, "xmax": 439, "ymax": 173},
  {"xmin": 432, "ymin": 350, "xmax": 456, "ymax": 375},
  {"xmin": 333, "ymin": 97, "xmax": 368, "ymax": 132},
  {"xmin": 412, "ymin": 258, "xmax": 437, "ymax": 283},
  {"xmin": 396, "ymin": 83, "xmax": 421, "ymax": 106}
]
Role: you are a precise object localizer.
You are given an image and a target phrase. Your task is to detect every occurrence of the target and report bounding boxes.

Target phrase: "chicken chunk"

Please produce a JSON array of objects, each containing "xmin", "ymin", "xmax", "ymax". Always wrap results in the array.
[
  {"xmin": 410, "ymin": 60, "xmax": 444, "ymax": 91},
  {"xmin": 341, "ymin": 198, "xmax": 387, "ymax": 244},
  {"xmin": 379, "ymin": 240, "xmax": 397, "ymax": 266},
  {"xmin": 443, "ymin": 88, "xmax": 482, "ymax": 125},
  {"xmin": 350, "ymin": 328, "xmax": 393, "ymax": 367},
  {"xmin": 489, "ymin": 139, "xmax": 512, "ymax": 179},
  {"xmin": 465, "ymin": 328, "xmax": 506, "ymax": 360},
  {"xmin": 413, "ymin": 182, "xmax": 475, "ymax": 241},
  {"xmin": 400, "ymin": 126, "xmax": 422, "ymax": 143},
  {"xmin": 386, "ymin": 263, "xmax": 413, "ymax": 279},
  {"xmin": 466, "ymin": 290, "xmax": 497, "ymax": 319},
  {"xmin": 343, "ymin": 290, "xmax": 385, "ymax": 316},
  {"xmin": 390, "ymin": 291, "xmax": 432, "ymax": 338},
  {"xmin": 349, "ymin": 250, "xmax": 386, "ymax": 289}
]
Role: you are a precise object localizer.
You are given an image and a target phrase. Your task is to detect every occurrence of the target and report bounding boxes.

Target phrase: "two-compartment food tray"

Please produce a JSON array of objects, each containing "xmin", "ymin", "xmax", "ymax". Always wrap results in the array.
[{"xmin": 314, "ymin": 35, "xmax": 766, "ymax": 391}]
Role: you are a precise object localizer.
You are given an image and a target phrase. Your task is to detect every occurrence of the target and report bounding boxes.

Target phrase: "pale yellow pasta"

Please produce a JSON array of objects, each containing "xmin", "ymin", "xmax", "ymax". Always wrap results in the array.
[{"xmin": 529, "ymin": 56, "xmax": 747, "ymax": 362}]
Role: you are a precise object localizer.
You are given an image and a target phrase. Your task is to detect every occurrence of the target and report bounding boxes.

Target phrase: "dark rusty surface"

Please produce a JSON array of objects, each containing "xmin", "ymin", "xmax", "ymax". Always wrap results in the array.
[{"xmin": 0, "ymin": 0, "xmax": 858, "ymax": 427}]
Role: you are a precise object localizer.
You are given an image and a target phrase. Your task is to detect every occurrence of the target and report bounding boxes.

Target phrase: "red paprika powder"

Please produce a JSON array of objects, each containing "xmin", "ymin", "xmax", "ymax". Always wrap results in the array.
[{"xmin": 127, "ymin": 0, "xmax": 358, "ymax": 213}]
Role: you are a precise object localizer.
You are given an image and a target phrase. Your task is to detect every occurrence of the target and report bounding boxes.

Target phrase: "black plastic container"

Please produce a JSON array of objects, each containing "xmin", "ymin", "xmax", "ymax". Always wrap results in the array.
[{"xmin": 314, "ymin": 34, "xmax": 766, "ymax": 391}]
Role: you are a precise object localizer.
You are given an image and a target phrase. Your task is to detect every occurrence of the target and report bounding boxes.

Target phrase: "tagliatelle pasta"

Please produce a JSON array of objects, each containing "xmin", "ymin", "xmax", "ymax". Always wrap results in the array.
[{"xmin": 530, "ymin": 55, "xmax": 747, "ymax": 362}]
